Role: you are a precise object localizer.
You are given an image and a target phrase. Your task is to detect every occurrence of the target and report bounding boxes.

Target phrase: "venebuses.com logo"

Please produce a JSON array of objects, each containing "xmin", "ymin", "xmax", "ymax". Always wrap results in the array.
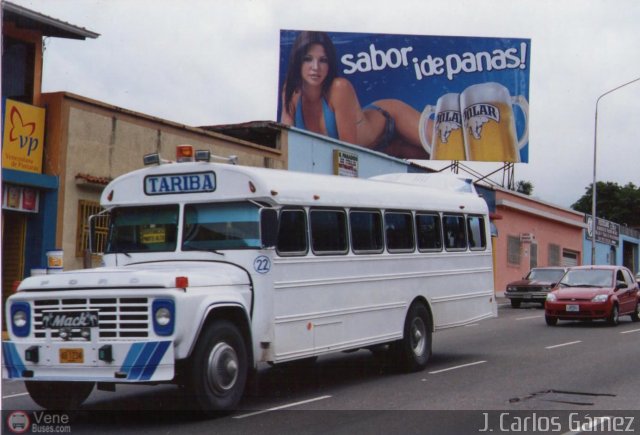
[
  {"xmin": 6, "ymin": 410, "xmax": 72, "ymax": 433},
  {"xmin": 6, "ymin": 411, "xmax": 30, "ymax": 434}
]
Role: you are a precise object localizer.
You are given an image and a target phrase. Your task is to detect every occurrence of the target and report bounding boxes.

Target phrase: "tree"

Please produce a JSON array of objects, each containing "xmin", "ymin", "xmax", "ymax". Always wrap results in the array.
[
  {"xmin": 515, "ymin": 180, "xmax": 534, "ymax": 196},
  {"xmin": 571, "ymin": 181, "xmax": 640, "ymax": 227}
]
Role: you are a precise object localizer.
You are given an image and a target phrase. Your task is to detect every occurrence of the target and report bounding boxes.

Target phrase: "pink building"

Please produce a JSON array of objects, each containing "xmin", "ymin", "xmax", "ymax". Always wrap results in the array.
[{"xmin": 489, "ymin": 187, "xmax": 586, "ymax": 293}]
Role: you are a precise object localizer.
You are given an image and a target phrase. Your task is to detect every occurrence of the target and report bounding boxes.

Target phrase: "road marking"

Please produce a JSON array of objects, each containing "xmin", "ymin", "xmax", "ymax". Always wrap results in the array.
[
  {"xmin": 545, "ymin": 340, "xmax": 581, "ymax": 349},
  {"xmin": 515, "ymin": 315, "xmax": 543, "ymax": 321},
  {"xmin": 233, "ymin": 395, "xmax": 332, "ymax": 419},
  {"xmin": 464, "ymin": 323, "xmax": 479, "ymax": 327},
  {"xmin": 428, "ymin": 360, "xmax": 487, "ymax": 374},
  {"xmin": 2, "ymin": 392, "xmax": 29, "ymax": 399},
  {"xmin": 621, "ymin": 328, "xmax": 640, "ymax": 334}
]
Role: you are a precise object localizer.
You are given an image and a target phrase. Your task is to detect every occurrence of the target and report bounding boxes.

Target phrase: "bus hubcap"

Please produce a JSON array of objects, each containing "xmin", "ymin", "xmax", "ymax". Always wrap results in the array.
[
  {"xmin": 410, "ymin": 317, "xmax": 426, "ymax": 356},
  {"xmin": 207, "ymin": 342, "xmax": 239, "ymax": 394}
]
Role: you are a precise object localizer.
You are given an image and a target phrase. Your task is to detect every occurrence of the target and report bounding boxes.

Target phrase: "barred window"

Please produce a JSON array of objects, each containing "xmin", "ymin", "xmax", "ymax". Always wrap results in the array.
[
  {"xmin": 548, "ymin": 243, "xmax": 561, "ymax": 266},
  {"xmin": 507, "ymin": 235, "xmax": 521, "ymax": 265},
  {"xmin": 76, "ymin": 200, "xmax": 109, "ymax": 256}
]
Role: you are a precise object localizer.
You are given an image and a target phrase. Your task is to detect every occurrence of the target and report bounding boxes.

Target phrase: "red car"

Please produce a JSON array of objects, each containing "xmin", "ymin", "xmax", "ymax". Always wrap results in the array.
[{"xmin": 545, "ymin": 265, "xmax": 640, "ymax": 326}]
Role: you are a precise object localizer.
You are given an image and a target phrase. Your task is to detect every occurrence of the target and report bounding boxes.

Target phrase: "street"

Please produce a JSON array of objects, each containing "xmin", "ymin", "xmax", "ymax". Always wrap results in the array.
[{"xmin": 3, "ymin": 299, "xmax": 640, "ymax": 434}]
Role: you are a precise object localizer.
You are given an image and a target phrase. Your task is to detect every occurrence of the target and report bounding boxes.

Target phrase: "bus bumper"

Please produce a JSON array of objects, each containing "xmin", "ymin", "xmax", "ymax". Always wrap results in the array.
[{"xmin": 2, "ymin": 340, "xmax": 174, "ymax": 382}]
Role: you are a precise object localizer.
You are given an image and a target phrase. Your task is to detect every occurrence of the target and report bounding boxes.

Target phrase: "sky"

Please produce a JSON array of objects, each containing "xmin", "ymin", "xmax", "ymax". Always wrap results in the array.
[{"xmin": 9, "ymin": 0, "xmax": 640, "ymax": 209}]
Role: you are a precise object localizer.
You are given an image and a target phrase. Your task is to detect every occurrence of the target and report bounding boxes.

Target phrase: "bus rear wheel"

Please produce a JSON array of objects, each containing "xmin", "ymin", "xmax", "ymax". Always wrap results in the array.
[
  {"xmin": 188, "ymin": 320, "xmax": 248, "ymax": 414},
  {"xmin": 25, "ymin": 381, "xmax": 94, "ymax": 410},
  {"xmin": 394, "ymin": 302, "xmax": 432, "ymax": 372}
]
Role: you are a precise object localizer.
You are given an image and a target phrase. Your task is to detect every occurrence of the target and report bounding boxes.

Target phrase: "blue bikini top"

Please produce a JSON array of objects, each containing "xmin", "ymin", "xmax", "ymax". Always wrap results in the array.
[{"xmin": 294, "ymin": 97, "xmax": 339, "ymax": 139}]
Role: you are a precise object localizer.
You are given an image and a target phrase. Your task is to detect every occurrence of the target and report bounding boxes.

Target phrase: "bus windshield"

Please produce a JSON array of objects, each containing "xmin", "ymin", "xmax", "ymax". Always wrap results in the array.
[
  {"xmin": 182, "ymin": 202, "xmax": 261, "ymax": 251},
  {"xmin": 106, "ymin": 205, "xmax": 179, "ymax": 253}
]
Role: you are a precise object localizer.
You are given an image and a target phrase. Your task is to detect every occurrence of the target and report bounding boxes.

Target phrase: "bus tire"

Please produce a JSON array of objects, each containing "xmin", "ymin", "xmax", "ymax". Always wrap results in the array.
[
  {"xmin": 25, "ymin": 381, "xmax": 94, "ymax": 410},
  {"xmin": 394, "ymin": 302, "xmax": 432, "ymax": 372},
  {"xmin": 188, "ymin": 320, "xmax": 248, "ymax": 414}
]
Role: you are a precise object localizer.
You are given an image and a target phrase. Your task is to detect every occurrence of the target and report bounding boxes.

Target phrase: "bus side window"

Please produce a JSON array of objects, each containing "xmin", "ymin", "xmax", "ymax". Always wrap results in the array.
[
  {"xmin": 277, "ymin": 209, "xmax": 308, "ymax": 255},
  {"xmin": 416, "ymin": 213, "xmax": 443, "ymax": 251},
  {"xmin": 385, "ymin": 211, "xmax": 415, "ymax": 253},
  {"xmin": 443, "ymin": 214, "xmax": 467, "ymax": 251},
  {"xmin": 350, "ymin": 210, "xmax": 384, "ymax": 254},
  {"xmin": 310, "ymin": 209, "xmax": 348, "ymax": 255},
  {"xmin": 466, "ymin": 215, "xmax": 487, "ymax": 250}
]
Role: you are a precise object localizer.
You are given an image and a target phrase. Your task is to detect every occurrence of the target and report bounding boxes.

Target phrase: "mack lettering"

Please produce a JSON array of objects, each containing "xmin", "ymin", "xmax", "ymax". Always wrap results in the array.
[{"xmin": 43, "ymin": 311, "xmax": 99, "ymax": 329}]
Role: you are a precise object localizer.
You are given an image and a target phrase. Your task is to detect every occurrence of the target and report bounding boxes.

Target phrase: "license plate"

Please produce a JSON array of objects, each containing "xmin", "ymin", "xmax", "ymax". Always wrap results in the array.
[
  {"xmin": 566, "ymin": 305, "xmax": 580, "ymax": 312},
  {"xmin": 60, "ymin": 348, "xmax": 84, "ymax": 364},
  {"xmin": 523, "ymin": 294, "xmax": 532, "ymax": 299}
]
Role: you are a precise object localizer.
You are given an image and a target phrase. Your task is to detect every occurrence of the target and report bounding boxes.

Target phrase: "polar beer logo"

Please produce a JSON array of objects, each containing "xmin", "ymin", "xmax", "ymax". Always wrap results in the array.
[
  {"xmin": 461, "ymin": 82, "xmax": 529, "ymax": 162},
  {"xmin": 42, "ymin": 311, "xmax": 99, "ymax": 329},
  {"xmin": 419, "ymin": 93, "xmax": 465, "ymax": 161}
]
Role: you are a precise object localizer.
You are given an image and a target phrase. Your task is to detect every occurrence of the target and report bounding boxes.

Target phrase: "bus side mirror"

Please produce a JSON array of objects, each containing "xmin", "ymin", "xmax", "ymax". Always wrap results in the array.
[{"xmin": 260, "ymin": 209, "xmax": 278, "ymax": 249}]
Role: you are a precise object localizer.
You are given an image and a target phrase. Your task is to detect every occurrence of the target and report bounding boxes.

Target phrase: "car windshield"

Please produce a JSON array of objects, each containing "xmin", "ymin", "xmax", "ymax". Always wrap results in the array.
[
  {"xmin": 106, "ymin": 205, "xmax": 179, "ymax": 253},
  {"xmin": 182, "ymin": 201, "xmax": 261, "ymax": 251},
  {"xmin": 559, "ymin": 269, "xmax": 614, "ymax": 288},
  {"xmin": 527, "ymin": 269, "xmax": 565, "ymax": 281}
]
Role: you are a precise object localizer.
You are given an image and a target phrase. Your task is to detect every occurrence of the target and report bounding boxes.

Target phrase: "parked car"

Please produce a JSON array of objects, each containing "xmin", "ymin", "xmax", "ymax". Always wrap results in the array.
[
  {"xmin": 505, "ymin": 267, "xmax": 568, "ymax": 308},
  {"xmin": 545, "ymin": 265, "xmax": 640, "ymax": 326}
]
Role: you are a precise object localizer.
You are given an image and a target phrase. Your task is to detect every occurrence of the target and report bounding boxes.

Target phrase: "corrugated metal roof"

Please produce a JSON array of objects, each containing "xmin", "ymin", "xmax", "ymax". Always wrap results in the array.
[{"xmin": 2, "ymin": 1, "xmax": 99, "ymax": 40}]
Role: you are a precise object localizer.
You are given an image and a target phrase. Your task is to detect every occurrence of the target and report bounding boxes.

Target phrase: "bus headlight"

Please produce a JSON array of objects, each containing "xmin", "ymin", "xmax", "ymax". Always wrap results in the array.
[
  {"xmin": 152, "ymin": 299, "xmax": 175, "ymax": 336},
  {"xmin": 11, "ymin": 302, "xmax": 31, "ymax": 337}
]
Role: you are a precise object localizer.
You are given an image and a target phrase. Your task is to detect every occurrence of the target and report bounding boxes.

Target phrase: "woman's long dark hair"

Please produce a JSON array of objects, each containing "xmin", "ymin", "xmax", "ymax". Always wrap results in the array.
[{"xmin": 283, "ymin": 31, "xmax": 338, "ymax": 117}]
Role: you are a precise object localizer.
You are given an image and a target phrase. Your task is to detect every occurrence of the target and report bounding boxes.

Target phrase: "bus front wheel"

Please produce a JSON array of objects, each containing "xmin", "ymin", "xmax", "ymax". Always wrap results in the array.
[
  {"xmin": 188, "ymin": 320, "xmax": 248, "ymax": 414},
  {"xmin": 394, "ymin": 303, "xmax": 432, "ymax": 372},
  {"xmin": 25, "ymin": 381, "xmax": 94, "ymax": 410}
]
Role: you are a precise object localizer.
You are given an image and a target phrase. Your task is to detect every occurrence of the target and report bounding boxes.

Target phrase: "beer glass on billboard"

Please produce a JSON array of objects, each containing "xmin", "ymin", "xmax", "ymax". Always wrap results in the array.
[
  {"xmin": 419, "ymin": 93, "xmax": 466, "ymax": 160},
  {"xmin": 461, "ymin": 82, "xmax": 529, "ymax": 162}
]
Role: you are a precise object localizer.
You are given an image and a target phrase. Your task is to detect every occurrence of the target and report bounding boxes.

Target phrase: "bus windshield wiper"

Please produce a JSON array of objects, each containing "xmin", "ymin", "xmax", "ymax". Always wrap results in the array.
[{"xmin": 185, "ymin": 248, "xmax": 225, "ymax": 257}]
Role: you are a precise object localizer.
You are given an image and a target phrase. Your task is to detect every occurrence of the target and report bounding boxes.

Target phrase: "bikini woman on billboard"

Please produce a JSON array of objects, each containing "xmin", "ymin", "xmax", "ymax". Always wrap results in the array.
[{"xmin": 280, "ymin": 31, "xmax": 431, "ymax": 159}]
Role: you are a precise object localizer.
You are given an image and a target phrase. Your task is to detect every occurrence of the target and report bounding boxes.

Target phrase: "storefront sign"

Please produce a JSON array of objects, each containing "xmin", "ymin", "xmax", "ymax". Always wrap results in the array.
[
  {"xmin": 2, "ymin": 99, "xmax": 46, "ymax": 173},
  {"xmin": 586, "ymin": 215, "xmax": 620, "ymax": 246},
  {"xmin": 333, "ymin": 150, "xmax": 359, "ymax": 177}
]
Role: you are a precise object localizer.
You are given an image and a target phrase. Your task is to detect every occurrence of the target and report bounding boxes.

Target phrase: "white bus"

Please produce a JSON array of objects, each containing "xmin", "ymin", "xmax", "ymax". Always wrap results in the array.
[{"xmin": 3, "ymin": 146, "xmax": 496, "ymax": 413}]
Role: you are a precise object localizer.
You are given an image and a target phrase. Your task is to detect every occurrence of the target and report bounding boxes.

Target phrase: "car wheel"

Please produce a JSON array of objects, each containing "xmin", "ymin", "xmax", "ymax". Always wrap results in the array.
[
  {"xmin": 607, "ymin": 304, "xmax": 619, "ymax": 326},
  {"xmin": 545, "ymin": 315, "xmax": 558, "ymax": 326},
  {"xmin": 25, "ymin": 381, "xmax": 94, "ymax": 410},
  {"xmin": 631, "ymin": 303, "xmax": 640, "ymax": 322},
  {"xmin": 510, "ymin": 300, "xmax": 521, "ymax": 308}
]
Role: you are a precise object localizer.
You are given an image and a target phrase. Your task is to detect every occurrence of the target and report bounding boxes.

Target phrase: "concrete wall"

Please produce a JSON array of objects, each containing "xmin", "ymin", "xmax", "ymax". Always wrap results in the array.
[
  {"xmin": 287, "ymin": 127, "xmax": 412, "ymax": 177},
  {"xmin": 40, "ymin": 92, "xmax": 287, "ymax": 270}
]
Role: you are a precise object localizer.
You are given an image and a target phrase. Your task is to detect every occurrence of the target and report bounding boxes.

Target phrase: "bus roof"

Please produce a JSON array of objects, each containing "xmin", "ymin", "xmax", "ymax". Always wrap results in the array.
[{"xmin": 100, "ymin": 162, "xmax": 488, "ymax": 214}]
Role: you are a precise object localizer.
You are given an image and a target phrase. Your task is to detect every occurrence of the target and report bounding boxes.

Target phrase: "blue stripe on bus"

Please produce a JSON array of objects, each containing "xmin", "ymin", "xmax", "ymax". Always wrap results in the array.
[
  {"xmin": 2, "ymin": 342, "xmax": 26, "ymax": 378},
  {"xmin": 139, "ymin": 341, "xmax": 171, "ymax": 381},
  {"xmin": 120, "ymin": 342, "xmax": 145, "ymax": 377},
  {"xmin": 127, "ymin": 342, "xmax": 159, "ymax": 380}
]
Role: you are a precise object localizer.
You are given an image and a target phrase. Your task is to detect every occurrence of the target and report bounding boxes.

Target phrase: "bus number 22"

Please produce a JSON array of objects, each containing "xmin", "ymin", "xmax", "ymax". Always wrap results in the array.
[{"xmin": 254, "ymin": 256, "xmax": 271, "ymax": 274}]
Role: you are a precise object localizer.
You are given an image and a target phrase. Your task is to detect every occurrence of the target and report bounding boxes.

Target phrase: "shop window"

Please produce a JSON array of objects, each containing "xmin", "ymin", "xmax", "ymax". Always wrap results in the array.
[
  {"xmin": 2, "ymin": 36, "xmax": 35, "ymax": 103},
  {"xmin": 548, "ymin": 244, "xmax": 561, "ymax": 266},
  {"xmin": 507, "ymin": 235, "xmax": 521, "ymax": 265}
]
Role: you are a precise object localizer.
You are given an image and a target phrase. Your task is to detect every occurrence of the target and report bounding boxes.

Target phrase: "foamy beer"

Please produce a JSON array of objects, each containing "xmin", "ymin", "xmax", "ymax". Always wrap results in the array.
[
  {"xmin": 460, "ymin": 82, "xmax": 529, "ymax": 162},
  {"xmin": 419, "ymin": 93, "xmax": 465, "ymax": 160}
]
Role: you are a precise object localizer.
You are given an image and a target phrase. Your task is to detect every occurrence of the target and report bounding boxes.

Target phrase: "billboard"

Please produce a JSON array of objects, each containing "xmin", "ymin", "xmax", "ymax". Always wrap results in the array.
[{"xmin": 278, "ymin": 30, "xmax": 530, "ymax": 163}]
